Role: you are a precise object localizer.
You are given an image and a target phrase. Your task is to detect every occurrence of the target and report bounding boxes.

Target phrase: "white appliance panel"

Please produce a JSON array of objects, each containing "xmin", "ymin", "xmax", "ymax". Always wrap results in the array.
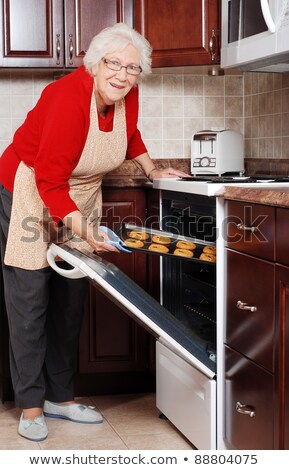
[
  {"xmin": 156, "ymin": 341, "xmax": 216, "ymax": 450},
  {"xmin": 153, "ymin": 178, "xmax": 289, "ymax": 196},
  {"xmin": 221, "ymin": 0, "xmax": 289, "ymax": 72}
]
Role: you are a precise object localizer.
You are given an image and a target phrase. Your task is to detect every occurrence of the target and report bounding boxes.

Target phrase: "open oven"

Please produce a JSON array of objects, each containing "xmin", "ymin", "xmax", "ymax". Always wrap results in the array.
[{"xmin": 47, "ymin": 189, "xmax": 218, "ymax": 450}]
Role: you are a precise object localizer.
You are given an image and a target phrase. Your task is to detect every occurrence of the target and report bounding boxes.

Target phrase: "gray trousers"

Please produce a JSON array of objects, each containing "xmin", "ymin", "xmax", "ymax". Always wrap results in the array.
[{"xmin": 0, "ymin": 184, "xmax": 88, "ymax": 408}]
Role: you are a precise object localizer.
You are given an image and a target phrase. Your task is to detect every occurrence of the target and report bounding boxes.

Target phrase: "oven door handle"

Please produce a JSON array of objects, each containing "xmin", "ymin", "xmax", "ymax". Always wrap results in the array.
[{"xmin": 47, "ymin": 244, "xmax": 89, "ymax": 279}]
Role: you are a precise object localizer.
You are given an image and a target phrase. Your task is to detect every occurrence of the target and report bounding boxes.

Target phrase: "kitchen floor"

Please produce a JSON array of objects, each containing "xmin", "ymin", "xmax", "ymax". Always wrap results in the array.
[{"xmin": 0, "ymin": 393, "xmax": 194, "ymax": 450}]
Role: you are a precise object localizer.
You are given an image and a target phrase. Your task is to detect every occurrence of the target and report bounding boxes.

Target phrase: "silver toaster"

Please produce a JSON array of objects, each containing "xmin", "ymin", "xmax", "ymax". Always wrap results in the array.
[{"xmin": 191, "ymin": 129, "xmax": 244, "ymax": 175}]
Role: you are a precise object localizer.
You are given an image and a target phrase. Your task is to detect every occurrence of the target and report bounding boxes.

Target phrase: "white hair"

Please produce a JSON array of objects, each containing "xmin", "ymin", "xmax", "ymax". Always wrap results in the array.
[{"xmin": 83, "ymin": 23, "xmax": 152, "ymax": 80}]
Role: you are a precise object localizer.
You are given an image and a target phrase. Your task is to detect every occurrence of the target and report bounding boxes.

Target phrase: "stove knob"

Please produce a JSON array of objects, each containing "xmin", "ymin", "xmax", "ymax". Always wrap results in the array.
[{"xmin": 200, "ymin": 157, "xmax": 210, "ymax": 167}]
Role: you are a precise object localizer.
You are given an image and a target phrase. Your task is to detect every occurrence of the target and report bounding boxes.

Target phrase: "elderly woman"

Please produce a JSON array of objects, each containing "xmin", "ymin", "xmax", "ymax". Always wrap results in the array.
[{"xmin": 0, "ymin": 23, "xmax": 187, "ymax": 442}]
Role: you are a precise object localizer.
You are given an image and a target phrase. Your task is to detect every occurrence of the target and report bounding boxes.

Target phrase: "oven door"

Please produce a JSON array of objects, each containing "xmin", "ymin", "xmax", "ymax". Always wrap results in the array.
[{"xmin": 47, "ymin": 243, "xmax": 216, "ymax": 379}]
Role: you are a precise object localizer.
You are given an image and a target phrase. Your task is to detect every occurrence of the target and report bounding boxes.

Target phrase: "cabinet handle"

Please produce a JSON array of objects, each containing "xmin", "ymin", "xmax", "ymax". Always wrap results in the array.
[
  {"xmin": 68, "ymin": 34, "xmax": 74, "ymax": 65},
  {"xmin": 237, "ymin": 300, "xmax": 257, "ymax": 312},
  {"xmin": 237, "ymin": 222, "xmax": 256, "ymax": 233},
  {"xmin": 236, "ymin": 401, "xmax": 256, "ymax": 418},
  {"xmin": 56, "ymin": 34, "xmax": 61, "ymax": 65},
  {"xmin": 209, "ymin": 29, "xmax": 216, "ymax": 62}
]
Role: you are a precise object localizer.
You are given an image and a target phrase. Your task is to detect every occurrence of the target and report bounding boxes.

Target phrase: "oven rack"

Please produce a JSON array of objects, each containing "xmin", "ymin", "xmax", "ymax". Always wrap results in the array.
[
  {"xmin": 184, "ymin": 271, "xmax": 216, "ymax": 289},
  {"xmin": 184, "ymin": 302, "xmax": 216, "ymax": 324}
]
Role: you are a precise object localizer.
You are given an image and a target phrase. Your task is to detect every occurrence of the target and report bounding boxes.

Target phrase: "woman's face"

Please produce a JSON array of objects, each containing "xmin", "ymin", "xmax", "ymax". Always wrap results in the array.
[{"xmin": 93, "ymin": 44, "xmax": 140, "ymax": 107}]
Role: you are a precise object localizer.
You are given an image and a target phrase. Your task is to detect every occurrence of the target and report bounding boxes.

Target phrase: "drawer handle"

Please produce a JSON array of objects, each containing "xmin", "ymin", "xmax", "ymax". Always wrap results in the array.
[
  {"xmin": 237, "ymin": 223, "xmax": 256, "ymax": 233},
  {"xmin": 237, "ymin": 300, "xmax": 257, "ymax": 312},
  {"xmin": 236, "ymin": 401, "xmax": 256, "ymax": 418}
]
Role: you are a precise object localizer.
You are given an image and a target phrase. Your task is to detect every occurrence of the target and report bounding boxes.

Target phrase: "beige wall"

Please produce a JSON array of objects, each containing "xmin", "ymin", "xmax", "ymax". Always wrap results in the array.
[
  {"xmin": 244, "ymin": 72, "xmax": 289, "ymax": 159},
  {"xmin": 0, "ymin": 66, "xmax": 288, "ymax": 160}
]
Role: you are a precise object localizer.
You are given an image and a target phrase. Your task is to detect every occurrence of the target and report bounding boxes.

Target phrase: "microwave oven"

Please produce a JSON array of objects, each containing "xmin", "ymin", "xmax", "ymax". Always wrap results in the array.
[{"xmin": 221, "ymin": 0, "xmax": 289, "ymax": 72}]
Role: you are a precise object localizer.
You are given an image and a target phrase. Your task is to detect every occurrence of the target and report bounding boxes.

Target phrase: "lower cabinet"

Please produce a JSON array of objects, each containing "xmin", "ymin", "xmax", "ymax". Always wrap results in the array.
[
  {"xmin": 275, "ymin": 264, "xmax": 289, "ymax": 450},
  {"xmin": 75, "ymin": 188, "xmax": 158, "ymax": 396},
  {"xmin": 224, "ymin": 346, "xmax": 274, "ymax": 450},
  {"xmin": 225, "ymin": 200, "xmax": 289, "ymax": 449}
]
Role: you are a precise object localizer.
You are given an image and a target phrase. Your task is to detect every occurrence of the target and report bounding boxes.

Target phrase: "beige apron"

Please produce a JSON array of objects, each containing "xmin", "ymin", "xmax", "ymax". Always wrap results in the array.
[{"xmin": 4, "ymin": 91, "xmax": 127, "ymax": 269}]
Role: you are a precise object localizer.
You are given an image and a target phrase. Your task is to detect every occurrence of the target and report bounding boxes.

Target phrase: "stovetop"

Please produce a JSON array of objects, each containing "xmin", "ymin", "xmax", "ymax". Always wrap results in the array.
[
  {"xmin": 153, "ymin": 175, "xmax": 289, "ymax": 196},
  {"xmin": 179, "ymin": 175, "xmax": 289, "ymax": 183}
]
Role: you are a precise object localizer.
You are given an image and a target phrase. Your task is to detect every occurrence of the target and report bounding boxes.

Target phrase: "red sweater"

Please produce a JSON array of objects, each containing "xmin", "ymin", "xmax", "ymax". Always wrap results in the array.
[{"xmin": 0, "ymin": 66, "xmax": 147, "ymax": 221}]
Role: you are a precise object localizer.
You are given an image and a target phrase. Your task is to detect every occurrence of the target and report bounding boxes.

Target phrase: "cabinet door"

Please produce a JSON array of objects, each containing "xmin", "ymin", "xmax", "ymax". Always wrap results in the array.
[
  {"xmin": 224, "ymin": 346, "xmax": 274, "ymax": 450},
  {"xmin": 275, "ymin": 264, "xmax": 289, "ymax": 449},
  {"xmin": 134, "ymin": 0, "xmax": 220, "ymax": 67},
  {"xmin": 226, "ymin": 249, "xmax": 275, "ymax": 372},
  {"xmin": 64, "ymin": 0, "xmax": 133, "ymax": 68},
  {"xmin": 226, "ymin": 200, "xmax": 275, "ymax": 261},
  {"xmin": 78, "ymin": 189, "xmax": 150, "ymax": 379},
  {"xmin": 0, "ymin": 0, "xmax": 64, "ymax": 67},
  {"xmin": 276, "ymin": 207, "xmax": 289, "ymax": 267}
]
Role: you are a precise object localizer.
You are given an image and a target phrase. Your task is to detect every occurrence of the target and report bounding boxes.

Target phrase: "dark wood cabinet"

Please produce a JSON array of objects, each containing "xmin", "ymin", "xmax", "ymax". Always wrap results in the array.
[
  {"xmin": 0, "ymin": 0, "xmax": 220, "ymax": 69},
  {"xmin": 226, "ymin": 250, "xmax": 275, "ymax": 372},
  {"xmin": 275, "ymin": 264, "xmax": 289, "ymax": 450},
  {"xmin": 0, "ymin": 0, "xmax": 63, "ymax": 67},
  {"xmin": 134, "ymin": 0, "xmax": 220, "ymax": 67},
  {"xmin": 225, "ymin": 200, "xmax": 289, "ymax": 449},
  {"xmin": 64, "ymin": 0, "xmax": 133, "ymax": 68},
  {"xmin": 224, "ymin": 346, "xmax": 274, "ymax": 450},
  {"xmin": 0, "ymin": 0, "xmax": 133, "ymax": 67},
  {"xmin": 226, "ymin": 200, "xmax": 275, "ymax": 261}
]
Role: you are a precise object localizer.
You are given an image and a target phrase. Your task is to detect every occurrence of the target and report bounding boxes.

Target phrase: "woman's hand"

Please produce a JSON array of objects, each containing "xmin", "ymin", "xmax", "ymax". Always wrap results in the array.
[
  {"xmin": 148, "ymin": 167, "xmax": 190, "ymax": 181},
  {"xmin": 133, "ymin": 153, "xmax": 191, "ymax": 182},
  {"xmin": 87, "ymin": 227, "xmax": 120, "ymax": 254},
  {"xmin": 63, "ymin": 211, "xmax": 120, "ymax": 254}
]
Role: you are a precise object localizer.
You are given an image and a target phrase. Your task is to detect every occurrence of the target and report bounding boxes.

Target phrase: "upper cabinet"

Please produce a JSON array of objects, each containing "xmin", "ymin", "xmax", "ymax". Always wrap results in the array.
[
  {"xmin": 0, "ymin": 0, "xmax": 133, "ymax": 68},
  {"xmin": 0, "ymin": 0, "xmax": 220, "ymax": 68},
  {"xmin": 134, "ymin": 0, "xmax": 220, "ymax": 67}
]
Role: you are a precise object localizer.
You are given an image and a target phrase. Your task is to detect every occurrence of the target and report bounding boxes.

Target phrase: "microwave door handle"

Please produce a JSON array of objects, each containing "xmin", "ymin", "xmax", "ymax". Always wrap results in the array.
[{"xmin": 260, "ymin": 0, "xmax": 276, "ymax": 32}]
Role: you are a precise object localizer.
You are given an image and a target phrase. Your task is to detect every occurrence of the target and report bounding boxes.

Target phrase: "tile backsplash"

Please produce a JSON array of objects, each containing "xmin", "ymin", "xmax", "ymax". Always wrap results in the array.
[{"xmin": 0, "ymin": 66, "xmax": 289, "ymax": 160}]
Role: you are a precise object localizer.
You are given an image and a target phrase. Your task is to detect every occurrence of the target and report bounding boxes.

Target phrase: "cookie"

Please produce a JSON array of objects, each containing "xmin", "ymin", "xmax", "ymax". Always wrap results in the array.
[
  {"xmin": 199, "ymin": 252, "xmax": 216, "ymax": 263},
  {"xmin": 148, "ymin": 243, "xmax": 169, "ymax": 253},
  {"xmin": 128, "ymin": 230, "xmax": 149, "ymax": 241},
  {"xmin": 151, "ymin": 235, "xmax": 171, "ymax": 245},
  {"xmin": 176, "ymin": 240, "xmax": 196, "ymax": 251},
  {"xmin": 174, "ymin": 248, "xmax": 194, "ymax": 258},
  {"xmin": 124, "ymin": 238, "xmax": 144, "ymax": 248},
  {"xmin": 203, "ymin": 245, "xmax": 216, "ymax": 255}
]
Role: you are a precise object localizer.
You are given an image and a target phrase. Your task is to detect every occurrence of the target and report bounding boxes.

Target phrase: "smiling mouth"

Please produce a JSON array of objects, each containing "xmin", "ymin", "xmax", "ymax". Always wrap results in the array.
[{"xmin": 110, "ymin": 83, "xmax": 125, "ymax": 90}]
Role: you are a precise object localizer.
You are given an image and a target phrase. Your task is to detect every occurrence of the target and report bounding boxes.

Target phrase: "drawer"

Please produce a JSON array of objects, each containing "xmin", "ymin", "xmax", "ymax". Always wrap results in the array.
[
  {"xmin": 226, "ymin": 250, "xmax": 275, "ymax": 372},
  {"xmin": 226, "ymin": 200, "xmax": 275, "ymax": 260},
  {"xmin": 276, "ymin": 207, "xmax": 289, "ymax": 266},
  {"xmin": 224, "ymin": 346, "xmax": 274, "ymax": 450}
]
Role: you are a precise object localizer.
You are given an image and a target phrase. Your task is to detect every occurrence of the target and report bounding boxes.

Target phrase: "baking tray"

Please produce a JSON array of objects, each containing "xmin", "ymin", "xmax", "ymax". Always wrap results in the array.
[{"xmin": 118, "ymin": 224, "xmax": 216, "ymax": 264}]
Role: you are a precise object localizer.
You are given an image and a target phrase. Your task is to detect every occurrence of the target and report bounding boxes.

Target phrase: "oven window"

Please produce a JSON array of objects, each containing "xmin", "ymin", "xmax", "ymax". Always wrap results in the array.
[{"xmin": 161, "ymin": 192, "xmax": 217, "ymax": 365}]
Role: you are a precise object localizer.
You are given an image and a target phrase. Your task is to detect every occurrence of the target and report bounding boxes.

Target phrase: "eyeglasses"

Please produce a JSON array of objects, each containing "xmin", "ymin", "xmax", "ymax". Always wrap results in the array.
[{"xmin": 102, "ymin": 58, "xmax": 142, "ymax": 76}]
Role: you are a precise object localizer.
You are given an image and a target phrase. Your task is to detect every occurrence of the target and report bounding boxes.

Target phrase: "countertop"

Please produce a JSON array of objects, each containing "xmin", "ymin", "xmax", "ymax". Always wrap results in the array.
[
  {"xmin": 102, "ymin": 158, "xmax": 190, "ymax": 188},
  {"xmin": 217, "ymin": 186, "xmax": 289, "ymax": 208}
]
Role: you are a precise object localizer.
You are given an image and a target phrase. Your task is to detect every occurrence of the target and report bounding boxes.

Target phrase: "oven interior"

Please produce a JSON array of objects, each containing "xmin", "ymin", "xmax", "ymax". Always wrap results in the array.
[{"xmin": 161, "ymin": 191, "xmax": 217, "ymax": 366}]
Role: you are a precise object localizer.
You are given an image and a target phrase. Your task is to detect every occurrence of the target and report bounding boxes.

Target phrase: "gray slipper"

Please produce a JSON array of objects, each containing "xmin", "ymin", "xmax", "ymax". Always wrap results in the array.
[
  {"xmin": 43, "ymin": 401, "xmax": 103, "ymax": 424},
  {"xmin": 18, "ymin": 413, "xmax": 48, "ymax": 441}
]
